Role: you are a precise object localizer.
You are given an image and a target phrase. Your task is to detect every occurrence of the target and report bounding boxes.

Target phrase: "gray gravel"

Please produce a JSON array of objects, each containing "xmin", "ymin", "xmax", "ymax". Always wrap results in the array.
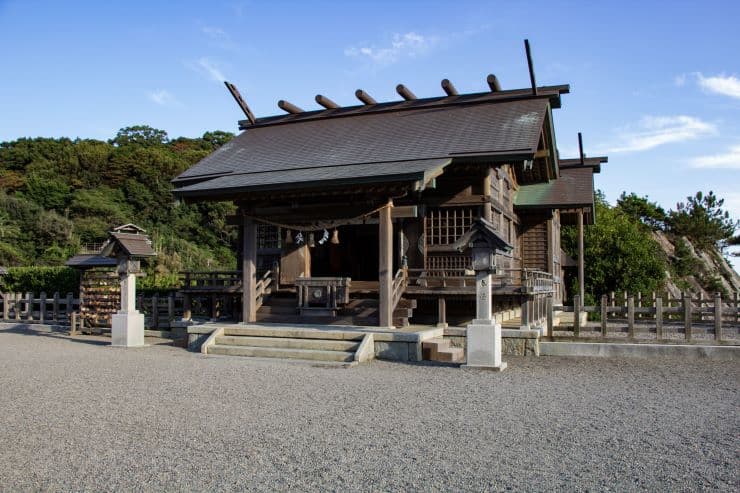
[{"xmin": 0, "ymin": 328, "xmax": 738, "ymax": 492}]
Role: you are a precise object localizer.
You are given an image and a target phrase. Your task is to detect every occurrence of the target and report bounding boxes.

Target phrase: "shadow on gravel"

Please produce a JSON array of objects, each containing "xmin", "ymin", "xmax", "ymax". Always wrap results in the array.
[{"xmin": 0, "ymin": 325, "xmax": 110, "ymax": 346}]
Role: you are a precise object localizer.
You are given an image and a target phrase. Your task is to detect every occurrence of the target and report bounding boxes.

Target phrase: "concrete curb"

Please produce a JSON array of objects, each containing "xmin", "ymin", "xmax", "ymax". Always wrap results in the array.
[{"xmin": 540, "ymin": 341, "xmax": 739, "ymax": 361}]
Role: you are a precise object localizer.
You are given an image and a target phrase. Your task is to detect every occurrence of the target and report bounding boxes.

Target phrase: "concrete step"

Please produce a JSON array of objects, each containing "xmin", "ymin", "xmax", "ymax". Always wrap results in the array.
[
  {"xmin": 209, "ymin": 344, "xmax": 355, "ymax": 362},
  {"xmin": 422, "ymin": 338, "xmax": 464, "ymax": 363},
  {"xmin": 436, "ymin": 346, "xmax": 464, "ymax": 362},
  {"xmin": 222, "ymin": 326, "xmax": 366, "ymax": 341},
  {"xmin": 215, "ymin": 335, "xmax": 359, "ymax": 352}
]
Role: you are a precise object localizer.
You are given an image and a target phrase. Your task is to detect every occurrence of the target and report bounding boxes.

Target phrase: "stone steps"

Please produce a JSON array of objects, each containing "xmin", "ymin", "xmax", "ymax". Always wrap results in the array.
[
  {"xmin": 422, "ymin": 337, "xmax": 464, "ymax": 363},
  {"xmin": 223, "ymin": 326, "xmax": 365, "ymax": 340},
  {"xmin": 216, "ymin": 335, "xmax": 360, "ymax": 352},
  {"xmin": 208, "ymin": 344, "xmax": 356, "ymax": 362}
]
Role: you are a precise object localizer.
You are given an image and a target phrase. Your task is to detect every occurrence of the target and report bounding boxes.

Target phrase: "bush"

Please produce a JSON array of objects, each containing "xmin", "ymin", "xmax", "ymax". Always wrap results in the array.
[{"xmin": 1, "ymin": 266, "xmax": 80, "ymax": 295}]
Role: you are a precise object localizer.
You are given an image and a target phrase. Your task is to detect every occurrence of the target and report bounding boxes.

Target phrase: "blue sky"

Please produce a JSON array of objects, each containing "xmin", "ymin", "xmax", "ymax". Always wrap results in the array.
[{"xmin": 1, "ymin": 0, "xmax": 739, "ymax": 222}]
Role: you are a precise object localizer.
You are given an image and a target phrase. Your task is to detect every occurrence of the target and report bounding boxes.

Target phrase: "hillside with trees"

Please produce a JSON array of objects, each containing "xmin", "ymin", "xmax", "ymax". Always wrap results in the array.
[
  {"xmin": 562, "ymin": 191, "xmax": 740, "ymax": 303},
  {"xmin": 0, "ymin": 126, "xmax": 237, "ymax": 288}
]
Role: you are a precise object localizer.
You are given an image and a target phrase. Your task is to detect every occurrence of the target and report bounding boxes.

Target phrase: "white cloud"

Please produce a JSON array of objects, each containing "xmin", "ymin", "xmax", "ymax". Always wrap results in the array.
[
  {"xmin": 344, "ymin": 32, "xmax": 437, "ymax": 66},
  {"xmin": 604, "ymin": 115, "xmax": 716, "ymax": 153},
  {"xmin": 674, "ymin": 74, "xmax": 687, "ymax": 86},
  {"xmin": 147, "ymin": 89, "xmax": 181, "ymax": 107},
  {"xmin": 696, "ymin": 73, "xmax": 740, "ymax": 99},
  {"xmin": 201, "ymin": 26, "xmax": 226, "ymax": 38},
  {"xmin": 689, "ymin": 144, "xmax": 740, "ymax": 169},
  {"xmin": 187, "ymin": 57, "xmax": 227, "ymax": 82}
]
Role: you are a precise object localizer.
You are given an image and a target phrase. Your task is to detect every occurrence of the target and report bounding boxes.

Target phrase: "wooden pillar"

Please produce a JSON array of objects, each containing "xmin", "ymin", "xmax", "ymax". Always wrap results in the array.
[
  {"xmin": 714, "ymin": 292, "xmax": 722, "ymax": 341},
  {"xmin": 378, "ymin": 202, "xmax": 393, "ymax": 327},
  {"xmin": 242, "ymin": 216, "xmax": 257, "ymax": 324},
  {"xmin": 437, "ymin": 297, "xmax": 447, "ymax": 328},
  {"xmin": 577, "ymin": 209, "xmax": 585, "ymax": 307},
  {"xmin": 655, "ymin": 296, "xmax": 663, "ymax": 340},
  {"xmin": 573, "ymin": 294, "xmax": 581, "ymax": 337},
  {"xmin": 627, "ymin": 296, "xmax": 635, "ymax": 338},
  {"xmin": 683, "ymin": 292, "xmax": 692, "ymax": 341},
  {"xmin": 600, "ymin": 294, "xmax": 608, "ymax": 337},
  {"xmin": 482, "ymin": 169, "xmax": 493, "ymax": 222}
]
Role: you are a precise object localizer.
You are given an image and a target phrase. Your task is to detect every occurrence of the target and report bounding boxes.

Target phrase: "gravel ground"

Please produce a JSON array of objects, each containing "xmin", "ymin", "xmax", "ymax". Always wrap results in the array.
[{"xmin": 0, "ymin": 327, "xmax": 738, "ymax": 492}]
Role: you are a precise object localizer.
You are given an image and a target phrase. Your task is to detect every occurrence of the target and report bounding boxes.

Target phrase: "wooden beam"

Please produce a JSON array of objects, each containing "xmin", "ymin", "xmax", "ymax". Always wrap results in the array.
[
  {"xmin": 278, "ymin": 100, "xmax": 304, "ymax": 114},
  {"xmin": 486, "ymin": 74, "xmax": 502, "ymax": 92},
  {"xmin": 315, "ymin": 94, "xmax": 340, "ymax": 109},
  {"xmin": 534, "ymin": 149, "xmax": 550, "ymax": 159},
  {"xmin": 378, "ymin": 202, "xmax": 393, "ymax": 327},
  {"xmin": 242, "ymin": 216, "xmax": 257, "ymax": 323},
  {"xmin": 441, "ymin": 79, "xmax": 458, "ymax": 96},
  {"xmin": 355, "ymin": 89, "xmax": 377, "ymax": 105},
  {"xmin": 396, "ymin": 84, "xmax": 416, "ymax": 101},
  {"xmin": 224, "ymin": 81, "xmax": 256, "ymax": 125},
  {"xmin": 524, "ymin": 39, "xmax": 538, "ymax": 96}
]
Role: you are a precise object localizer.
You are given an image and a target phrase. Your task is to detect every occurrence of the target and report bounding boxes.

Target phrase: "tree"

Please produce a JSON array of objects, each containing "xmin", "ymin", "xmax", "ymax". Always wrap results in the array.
[
  {"xmin": 668, "ymin": 191, "xmax": 739, "ymax": 250},
  {"xmin": 562, "ymin": 192, "xmax": 666, "ymax": 299},
  {"xmin": 111, "ymin": 125, "xmax": 168, "ymax": 147},
  {"xmin": 616, "ymin": 192, "xmax": 667, "ymax": 230}
]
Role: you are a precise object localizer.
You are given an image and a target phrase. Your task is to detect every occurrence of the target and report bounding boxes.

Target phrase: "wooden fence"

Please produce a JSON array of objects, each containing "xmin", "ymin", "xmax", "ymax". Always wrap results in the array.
[
  {"xmin": 555, "ymin": 291, "xmax": 740, "ymax": 342},
  {"xmin": 0, "ymin": 292, "xmax": 79, "ymax": 323}
]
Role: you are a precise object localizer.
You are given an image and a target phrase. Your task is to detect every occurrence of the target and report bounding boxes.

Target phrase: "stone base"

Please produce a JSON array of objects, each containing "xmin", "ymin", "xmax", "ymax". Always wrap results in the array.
[
  {"xmin": 461, "ymin": 362, "xmax": 508, "ymax": 371},
  {"xmin": 465, "ymin": 319, "xmax": 506, "ymax": 370},
  {"xmin": 111, "ymin": 311, "xmax": 145, "ymax": 347}
]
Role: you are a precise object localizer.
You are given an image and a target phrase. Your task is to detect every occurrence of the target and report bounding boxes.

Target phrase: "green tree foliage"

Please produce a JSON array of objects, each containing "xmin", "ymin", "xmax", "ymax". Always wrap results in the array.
[
  {"xmin": 667, "ymin": 191, "xmax": 739, "ymax": 249},
  {"xmin": 616, "ymin": 192, "xmax": 667, "ymax": 230},
  {"xmin": 0, "ymin": 128, "xmax": 236, "ymax": 286},
  {"xmin": 563, "ymin": 193, "xmax": 666, "ymax": 299}
]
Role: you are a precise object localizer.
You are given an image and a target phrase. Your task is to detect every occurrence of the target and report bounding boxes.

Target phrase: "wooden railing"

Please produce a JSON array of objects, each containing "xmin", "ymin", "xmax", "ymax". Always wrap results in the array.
[
  {"xmin": 255, "ymin": 270, "xmax": 274, "ymax": 309},
  {"xmin": 407, "ymin": 268, "xmax": 476, "ymax": 288},
  {"xmin": 520, "ymin": 269, "xmax": 555, "ymax": 294},
  {"xmin": 391, "ymin": 267, "xmax": 408, "ymax": 311},
  {"xmin": 555, "ymin": 291, "xmax": 740, "ymax": 341},
  {"xmin": 0, "ymin": 292, "xmax": 79, "ymax": 323},
  {"xmin": 179, "ymin": 271, "xmax": 242, "ymax": 291}
]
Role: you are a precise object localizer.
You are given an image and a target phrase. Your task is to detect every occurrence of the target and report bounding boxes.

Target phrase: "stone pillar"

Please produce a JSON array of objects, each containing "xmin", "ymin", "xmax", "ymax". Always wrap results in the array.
[
  {"xmin": 464, "ymin": 270, "xmax": 506, "ymax": 371},
  {"xmin": 378, "ymin": 202, "xmax": 393, "ymax": 327},
  {"xmin": 577, "ymin": 209, "xmax": 585, "ymax": 307},
  {"xmin": 111, "ymin": 270, "xmax": 145, "ymax": 347},
  {"xmin": 242, "ymin": 216, "xmax": 257, "ymax": 324}
]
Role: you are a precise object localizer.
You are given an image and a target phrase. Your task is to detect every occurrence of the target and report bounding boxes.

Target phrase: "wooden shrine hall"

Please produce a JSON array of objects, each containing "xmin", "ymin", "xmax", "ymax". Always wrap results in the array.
[{"xmin": 172, "ymin": 57, "xmax": 606, "ymax": 331}]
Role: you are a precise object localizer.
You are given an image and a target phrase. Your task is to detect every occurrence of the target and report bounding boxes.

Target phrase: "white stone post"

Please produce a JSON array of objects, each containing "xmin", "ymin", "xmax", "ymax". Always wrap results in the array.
[
  {"xmin": 463, "ymin": 267, "xmax": 506, "ymax": 371},
  {"xmin": 111, "ymin": 260, "xmax": 145, "ymax": 347}
]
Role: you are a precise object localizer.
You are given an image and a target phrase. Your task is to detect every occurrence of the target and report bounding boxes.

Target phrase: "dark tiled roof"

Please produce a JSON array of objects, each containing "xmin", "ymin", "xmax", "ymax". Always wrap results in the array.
[
  {"xmin": 175, "ymin": 158, "xmax": 451, "ymax": 197},
  {"xmin": 173, "ymin": 97, "xmax": 551, "ymax": 195},
  {"xmin": 102, "ymin": 233, "xmax": 156, "ymax": 258},
  {"xmin": 65, "ymin": 255, "xmax": 117, "ymax": 269},
  {"xmin": 514, "ymin": 166, "xmax": 595, "ymax": 210}
]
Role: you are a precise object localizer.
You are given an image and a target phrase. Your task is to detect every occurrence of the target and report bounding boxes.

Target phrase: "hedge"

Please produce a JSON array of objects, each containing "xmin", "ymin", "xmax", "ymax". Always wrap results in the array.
[{"xmin": 1, "ymin": 266, "xmax": 80, "ymax": 296}]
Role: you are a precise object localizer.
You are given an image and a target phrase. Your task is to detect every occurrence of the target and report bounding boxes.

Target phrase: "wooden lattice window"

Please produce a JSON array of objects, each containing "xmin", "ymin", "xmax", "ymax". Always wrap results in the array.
[
  {"xmin": 257, "ymin": 224, "xmax": 280, "ymax": 249},
  {"xmin": 425, "ymin": 207, "xmax": 476, "ymax": 246},
  {"xmin": 425, "ymin": 254, "xmax": 471, "ymax": 271}
]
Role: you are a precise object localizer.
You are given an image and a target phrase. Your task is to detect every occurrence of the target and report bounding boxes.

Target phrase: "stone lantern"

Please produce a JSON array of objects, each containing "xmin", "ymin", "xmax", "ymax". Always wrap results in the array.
[
  {"xmin": 100, "ymin": 224, "xmax": 156, "ymax": 347},
  {"xmin": 453, "ymin": 218, "xmax": 512, "ymax": 371}
]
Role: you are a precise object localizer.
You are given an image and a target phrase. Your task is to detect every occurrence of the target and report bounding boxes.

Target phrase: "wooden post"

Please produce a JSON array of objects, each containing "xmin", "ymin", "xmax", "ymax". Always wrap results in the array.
[
  {"xmin": 70, "ymin": 311, "xmax": 77, "ymax": 336},
  {"xmin": 483, "ymin": 170, "xmax": 493, "ymax": 222},
  {"xmin": 655, "ymin": 296, "xmax": 663, "ymax": 340},
  {"xmin": 600, "ymin": 294, "xmax": 607, "ymax": 337},
  {"xmin": 573, "ymin": 294, "xmax": 581, "ymax": 338},
  {"xmin": 683, "ymin": 292, "xmax": 692, "ymax": 341},
  {"xmin": 577, "ymin": 209, "xmax": 584, "ymax": 307},
  {"xmin": 627, "ymin": 296, "xmax": 635, "ymax": 338},
  {"xmin": 15, "ymin": 293, "xmax": 21, "ymax": 321},
  {"xmin": 168, "ymin": 293, "xmax": 175, "ymax": 320},
  {"xmin": 546, "ymin": 296, "xmax": 553, "ymax": 337},
  {"xmin": 714, "ymin": 292, "xmax": 722, "ymax": 341},
  {"xmin": 151, "ymin": 294, "xmax": 159, "ymax": 328},
  {"xmin": 39, "ymin": 292, "xmax": 46, "ymax": 323},
  {"xmin": 2, "ymin": 293, "xmax": 8, "ymax": 320},
  {"xmin": 378, "ymin": 202, "xmax": 393, "ymax": 327},
  {"xmin": 53, "ymin": 292, "xmax": 59, "ymax": 321},
  {"xmin": 242, "ymin": 216, "xmax": 257, "ymax": 324},
  {"xmin": 26, "ymin": 292, "xmax": 33, "ymax": 321},
  {"xmin": 183, "ymin": 294, "xmax": 192, "ymax": 321},
  {"xmin": 437, "ymin": 297, "xmax": 447, "ymax": 328},
  {"xmin": 66, "ymin": 293, "xmax": 73, "ymax": 317}
]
